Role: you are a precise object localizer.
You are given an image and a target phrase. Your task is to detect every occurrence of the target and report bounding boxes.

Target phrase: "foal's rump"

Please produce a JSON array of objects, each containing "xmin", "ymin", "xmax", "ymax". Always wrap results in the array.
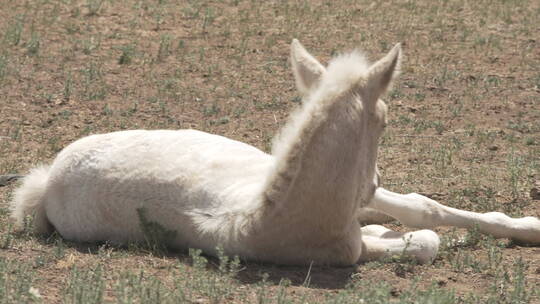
[{"xmin": 11, "ymin": 129, "xmax": 272, "ymax": 248}]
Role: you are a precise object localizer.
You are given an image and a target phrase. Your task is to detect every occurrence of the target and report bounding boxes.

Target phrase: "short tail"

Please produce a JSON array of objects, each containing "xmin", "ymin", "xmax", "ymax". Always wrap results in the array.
[{"xmin": 9, "ymin": 164, "xmax": 54, "ymax": 234}]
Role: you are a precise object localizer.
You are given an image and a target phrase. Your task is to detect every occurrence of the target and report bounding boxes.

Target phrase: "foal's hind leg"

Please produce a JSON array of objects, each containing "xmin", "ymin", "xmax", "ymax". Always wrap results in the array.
[
  {"xmin": 367, "ymin": 187, "xmax": 540, "ymax": 244},
  {"xmin": 358, "ymin": 225, "xmax": 440, "ymax": 264},
  {"xmin": 356, "ymin": 207, "xmax": 393, "ymax": 225}
]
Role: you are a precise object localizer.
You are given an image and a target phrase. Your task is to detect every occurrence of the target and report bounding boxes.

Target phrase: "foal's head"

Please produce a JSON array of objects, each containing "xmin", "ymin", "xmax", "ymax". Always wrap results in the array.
[
  {"xmin": 290, "ymin": 40, "xmax": 402, "ymax": 198},
  {"xmin": 290, "ymin": 39, "xmax": 401, "ymax": 139}
]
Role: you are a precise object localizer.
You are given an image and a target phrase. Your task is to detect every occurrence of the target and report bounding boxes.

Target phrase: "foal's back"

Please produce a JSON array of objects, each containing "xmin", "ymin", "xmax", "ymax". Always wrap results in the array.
[{"xmin": 44, "ymin": 129, "xmax": 272, "ymax": 250}]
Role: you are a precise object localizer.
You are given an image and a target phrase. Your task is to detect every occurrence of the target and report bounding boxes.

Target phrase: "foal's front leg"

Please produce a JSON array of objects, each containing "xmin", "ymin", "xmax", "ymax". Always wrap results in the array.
[
  {"xmin": 367, "ymin": 187, "xmax": 540, "ymax": 244},
  {"xmin": 358, "ymin": 225, "xmax": 440, "ymax": 264}
]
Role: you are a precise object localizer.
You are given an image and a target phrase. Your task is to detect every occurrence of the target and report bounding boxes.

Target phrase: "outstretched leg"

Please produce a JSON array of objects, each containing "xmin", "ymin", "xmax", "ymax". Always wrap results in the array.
[
  {"xmin": 358, "ymin": 225, "xmax": 440, "ymax": 264},
  {"xmin": 367, "ymin": 187, "xmax": 540, "ymax": 244}
]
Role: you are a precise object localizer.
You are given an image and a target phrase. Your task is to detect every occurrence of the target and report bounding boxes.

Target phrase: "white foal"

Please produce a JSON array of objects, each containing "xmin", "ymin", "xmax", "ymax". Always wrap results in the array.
[{"xmin": 9, "ymin": 40, "xmax": 540, "ymax": 266}]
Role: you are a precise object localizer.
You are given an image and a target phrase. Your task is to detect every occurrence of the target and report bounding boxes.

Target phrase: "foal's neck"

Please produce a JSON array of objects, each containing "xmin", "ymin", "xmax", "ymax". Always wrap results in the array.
[{"xmin": 262, "ymin": 92, "xmax": 380, "ymax": 236}]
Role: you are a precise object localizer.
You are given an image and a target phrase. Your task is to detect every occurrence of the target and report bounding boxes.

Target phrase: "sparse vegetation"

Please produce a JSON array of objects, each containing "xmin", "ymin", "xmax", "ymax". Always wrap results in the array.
[{"xmin": 0, "ymin": 0, "xmax": 538, "ymax": 302}]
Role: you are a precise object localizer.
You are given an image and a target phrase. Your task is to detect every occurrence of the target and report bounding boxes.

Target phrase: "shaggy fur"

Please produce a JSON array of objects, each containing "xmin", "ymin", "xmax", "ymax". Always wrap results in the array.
[{"xmin": 9, "ymin": 40, "xmax": 540, "ymax": 266}]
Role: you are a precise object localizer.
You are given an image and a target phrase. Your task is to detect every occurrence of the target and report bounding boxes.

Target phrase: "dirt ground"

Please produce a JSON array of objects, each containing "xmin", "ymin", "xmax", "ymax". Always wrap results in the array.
[{"xmin": 0, "ymin": 0, "xmax": 539, "ymax": 303}]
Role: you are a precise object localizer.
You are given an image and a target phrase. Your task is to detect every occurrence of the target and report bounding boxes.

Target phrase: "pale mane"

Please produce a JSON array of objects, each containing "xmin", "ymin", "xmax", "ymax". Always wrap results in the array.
[{"xmin": 271, "ymin": 49, "xmax": 370, "ymax": 159}]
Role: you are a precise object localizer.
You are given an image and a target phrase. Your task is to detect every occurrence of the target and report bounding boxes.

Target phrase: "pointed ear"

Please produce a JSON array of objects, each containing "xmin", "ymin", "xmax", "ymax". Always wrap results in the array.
[
  {"xmin": 366, "ymin": 43, "xmax": 402, "ymax": 100},
  {"xmin": 290, "ymin": 39, "xmax": 326, "ymax": 96}
]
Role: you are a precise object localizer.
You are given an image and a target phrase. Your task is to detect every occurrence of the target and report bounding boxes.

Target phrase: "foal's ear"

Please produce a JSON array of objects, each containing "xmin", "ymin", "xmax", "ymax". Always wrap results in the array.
[
  {"xmin": 366, "ymin": 43, "xmax": 401, "ymax": 100},
  {"xmin": 290, "ymin": 39, "xmax": 326, "ymax": 96}
]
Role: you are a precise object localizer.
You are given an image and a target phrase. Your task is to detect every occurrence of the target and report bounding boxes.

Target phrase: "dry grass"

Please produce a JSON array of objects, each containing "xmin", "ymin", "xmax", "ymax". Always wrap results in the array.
[{"xmin": 0, "ymin": 0, "xmax": 539, "ymax": 303}]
